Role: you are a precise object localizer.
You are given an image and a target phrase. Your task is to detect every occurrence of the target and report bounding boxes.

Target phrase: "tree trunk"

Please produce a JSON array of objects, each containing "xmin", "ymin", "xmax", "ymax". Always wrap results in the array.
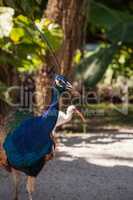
[
  {"xmin": 45, "ymin": 0, "xmax": 87, "ymax": 76},
  {"xmin": 35, "ymin": 68, "xmax": 52, "ymax": 114},
  {"xmin": 35, "ymin": 0, "xmax": 88, "ymax": 113}
]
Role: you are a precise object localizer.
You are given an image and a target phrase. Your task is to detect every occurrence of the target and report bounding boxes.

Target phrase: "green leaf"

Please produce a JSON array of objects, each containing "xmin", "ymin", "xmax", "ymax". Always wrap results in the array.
[
  {"xmin": 73, "ymin": 50, "xmax": 82, "ymax": 64},
  {"xmin": 17, "ymin": 15, "xmax": 30, "ymax": 26},
  {"xmin": 42, "ymin": 27, "xmax": 63, "ymax": 51},
  {"xmin": 10, "ymin": 27, "xmax": 25, "ymax": 43},
  {"xmin": 48, "ymin": 23, "xmax": 63, "ymax": 38}
]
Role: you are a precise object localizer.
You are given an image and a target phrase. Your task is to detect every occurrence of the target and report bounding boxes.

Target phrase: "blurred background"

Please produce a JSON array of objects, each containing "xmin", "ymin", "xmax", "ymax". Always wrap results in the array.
[{"xmin": 0, "ymin": 0, "xmax": 132, "ymax": 133}]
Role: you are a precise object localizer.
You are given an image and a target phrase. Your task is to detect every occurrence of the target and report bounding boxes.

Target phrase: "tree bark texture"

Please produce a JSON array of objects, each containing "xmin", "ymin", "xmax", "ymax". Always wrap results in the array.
[
  {"xmin": 35, "ymin": 0, "xmax": 88, "ymax": 113},
  {"xmin": 45, "ymin": 0, "xmax": 87, "ymax": 76}
]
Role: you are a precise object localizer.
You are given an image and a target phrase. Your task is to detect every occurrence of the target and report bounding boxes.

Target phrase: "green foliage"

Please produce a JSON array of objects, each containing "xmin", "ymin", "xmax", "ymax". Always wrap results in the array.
[
  {"xmin": 90, "ymin": 1, "xmax": 119, "ymax": 29},
  {"xmin": 0, "ymin": 0, "xmax": 46, "ymax": 18},
  {"xmin": 76, "ymin": 1, "xmax": 133, "ymax": 87},
  {"xmin": 76, "ymin": 45, "xmax": 118, "ymax": 87},
  {"xmin": 0, "ymin": 5, "xmax": 63, "ymax": 107},
  {"xmin": 0, "ymin": 10, "xmax": 63, "ymax": 73},
  {"xmin": 73, "ymin": 50, "xmax": 82, "ymax": 64},
  {"xmin": 10, "ymin": 27, "xmax": 25, "ymax": 42},
  {"xmin": 111, "ymin": 46, "xmax": 133, "ymax": 78},
  {"xmin": 107, "ymin": 22, "xmax": 133, "ymax": 44},
  {"xmin": 90, "ymin": 1, "xmax": 133, "ymax": 44}
]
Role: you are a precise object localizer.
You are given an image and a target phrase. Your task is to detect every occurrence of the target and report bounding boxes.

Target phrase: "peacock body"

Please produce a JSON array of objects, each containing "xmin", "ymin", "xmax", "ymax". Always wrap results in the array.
[{"xmin": 3, "ymin": 75, "xmax": 72, "ymax": 176}]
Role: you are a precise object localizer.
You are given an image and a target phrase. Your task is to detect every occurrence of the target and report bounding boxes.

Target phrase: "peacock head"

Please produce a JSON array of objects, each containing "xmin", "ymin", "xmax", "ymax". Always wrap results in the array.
[{"xmin": 54, "ymin": 74, "xmax": 73, "ymax": 93}]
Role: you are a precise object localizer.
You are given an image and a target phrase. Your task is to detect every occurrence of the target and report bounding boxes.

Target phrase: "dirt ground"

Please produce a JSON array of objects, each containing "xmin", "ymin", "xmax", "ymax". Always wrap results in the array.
[{"xmin": 0, "ymin": 129, "xmax": 133, "ymax": 200}]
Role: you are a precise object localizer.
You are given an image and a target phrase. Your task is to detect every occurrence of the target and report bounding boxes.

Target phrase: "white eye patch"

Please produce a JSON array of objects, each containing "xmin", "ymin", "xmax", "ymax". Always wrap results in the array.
[{"xmin": 55, "ymin": 79, "xmax": 63, "ymax": 88}]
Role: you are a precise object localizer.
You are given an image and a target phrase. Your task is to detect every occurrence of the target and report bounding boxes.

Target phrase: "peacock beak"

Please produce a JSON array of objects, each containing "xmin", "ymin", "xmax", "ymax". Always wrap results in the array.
[{"xmin": 75, "ymin": 109, "xmax": 86, "ymax": 122}]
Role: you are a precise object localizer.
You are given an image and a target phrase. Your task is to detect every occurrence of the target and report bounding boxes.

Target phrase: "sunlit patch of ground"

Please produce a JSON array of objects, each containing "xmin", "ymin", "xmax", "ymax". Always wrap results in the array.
[{"xmin": 59, "ymin": 129, "xmax": 133, "ymax": 167}]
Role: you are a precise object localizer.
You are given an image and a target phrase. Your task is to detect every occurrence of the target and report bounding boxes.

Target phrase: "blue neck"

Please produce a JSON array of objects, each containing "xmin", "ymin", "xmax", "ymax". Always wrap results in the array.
[{"xmin": 42, "ymin": 87, "xmax": 59, "ymax": 117}]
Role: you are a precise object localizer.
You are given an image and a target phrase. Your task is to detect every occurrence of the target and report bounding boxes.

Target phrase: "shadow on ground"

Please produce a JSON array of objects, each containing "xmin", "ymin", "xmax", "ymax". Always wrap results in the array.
[
  {"xmin": 31, "ymin": 156, "xmax": 133, "ymax": 200},
  {"xmin": 60, "ymin": 130, "xmax": 133, "ymax": 146}
]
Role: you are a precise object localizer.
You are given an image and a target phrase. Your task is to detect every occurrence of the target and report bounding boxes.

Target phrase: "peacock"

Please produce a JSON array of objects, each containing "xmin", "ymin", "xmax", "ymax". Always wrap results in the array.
[{"xmin": 2, "ymin": 74, "xmax": 73, "ymax": 200}]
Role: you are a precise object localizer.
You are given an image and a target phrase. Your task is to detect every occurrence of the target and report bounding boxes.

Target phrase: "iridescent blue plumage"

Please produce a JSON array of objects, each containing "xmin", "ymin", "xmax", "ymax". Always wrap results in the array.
[{"xmin": 3, "ymin": 75, "xmax": 72, "ymax": 176}]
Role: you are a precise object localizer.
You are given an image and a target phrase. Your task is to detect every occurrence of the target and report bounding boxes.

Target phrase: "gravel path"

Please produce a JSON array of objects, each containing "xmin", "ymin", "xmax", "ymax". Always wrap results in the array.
[{"xmin": 1, "ymin": 129, "xmax": 133, "ymax": 200}]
